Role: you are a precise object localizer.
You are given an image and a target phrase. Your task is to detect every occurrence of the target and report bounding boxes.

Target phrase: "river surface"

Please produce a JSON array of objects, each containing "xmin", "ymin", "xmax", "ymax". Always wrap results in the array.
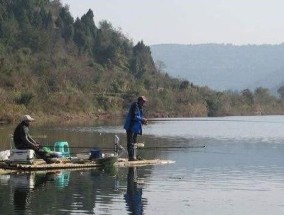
[{"xmin": 1, "ymin": 115, "xmax": 284, "ymax": 215}]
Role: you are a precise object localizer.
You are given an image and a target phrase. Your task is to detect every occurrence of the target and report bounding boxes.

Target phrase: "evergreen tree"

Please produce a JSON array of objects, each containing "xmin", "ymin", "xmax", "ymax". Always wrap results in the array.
[
  {"xmin": 130, "ymin": 41, "xmax": 156, "ymax": 78},
  {"xmin": 56, "ymin": 7, "xmax": 74, "ymax": 42}
]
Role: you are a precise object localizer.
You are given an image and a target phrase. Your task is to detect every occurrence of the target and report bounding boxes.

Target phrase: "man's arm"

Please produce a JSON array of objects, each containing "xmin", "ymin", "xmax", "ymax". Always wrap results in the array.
[
  {"xmin": 132, "ymin": 103, "xmax": 147, "ymax": 124},
  {"xmin": 24, "ymin": 127, "xmax": 40, "ymax": 150}
]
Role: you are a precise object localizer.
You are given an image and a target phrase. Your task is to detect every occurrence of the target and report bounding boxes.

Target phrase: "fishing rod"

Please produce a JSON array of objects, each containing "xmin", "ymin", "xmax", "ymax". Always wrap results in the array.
[
  {"xmin": 148, "ymin": 117, "xmax": 284, "ymax": 124},
  {"xmin": 139, "ymin": 145, "xmax": 205, "ymax": 149},
  {"xmin": 44, "ymin": 145, "xmax": 205, "ymax": 150},
  {"xmin": 44, "ymin": 146, "xmax": 113, "ymax": 149}
]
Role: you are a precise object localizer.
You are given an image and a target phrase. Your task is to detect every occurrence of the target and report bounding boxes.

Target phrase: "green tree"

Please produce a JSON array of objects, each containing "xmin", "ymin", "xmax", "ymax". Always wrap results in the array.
[
  {"xmin": 130, "ymin": 41, "xmax": 156, "ymax": 78},
  {"xmin": 241, "ymin": 88, "xmax": 254, "ymax": 105},
  {"xmin": 277, "ymin": 86, "xmax": 284, "ymax": 99},
  {"xmin": 254, "ymin": 87, "xmax": 272, "ymax": 104},
  {"xmin": 73, "ymin": 9, "xmax": 97, "ymax": 54},
  {"xmin": 56, "ymin": 7, "xmax": 74, "ymax": 42}
]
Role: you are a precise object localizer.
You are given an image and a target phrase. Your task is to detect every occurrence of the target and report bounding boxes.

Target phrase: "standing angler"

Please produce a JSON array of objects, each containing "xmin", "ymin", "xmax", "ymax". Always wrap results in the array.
[{"xmin": 124, "ymin": 96, "xmax": 148, "ymax": 161}]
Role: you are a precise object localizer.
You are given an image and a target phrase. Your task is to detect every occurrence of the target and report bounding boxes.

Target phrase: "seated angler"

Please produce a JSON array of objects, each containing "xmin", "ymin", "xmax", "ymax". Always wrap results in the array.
[{"xmin": 13, "ymin": 115, "xmax": 59, "ymax": 164}]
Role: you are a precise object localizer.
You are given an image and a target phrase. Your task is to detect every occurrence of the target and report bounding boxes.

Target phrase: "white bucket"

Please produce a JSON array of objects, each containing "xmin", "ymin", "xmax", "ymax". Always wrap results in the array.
[{"xmin": 0, "ymin": 150, "xmax": 10, "ymax": 161}]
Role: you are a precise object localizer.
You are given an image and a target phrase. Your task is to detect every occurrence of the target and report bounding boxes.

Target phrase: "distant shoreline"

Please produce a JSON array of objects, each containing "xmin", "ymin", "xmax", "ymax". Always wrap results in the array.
[{"xmin": 2, "ymin": 111, "xmax": 281, "ymax": 126}]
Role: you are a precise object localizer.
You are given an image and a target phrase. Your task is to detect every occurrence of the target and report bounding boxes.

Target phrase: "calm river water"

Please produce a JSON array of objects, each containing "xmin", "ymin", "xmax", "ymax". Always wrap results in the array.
[{"xmin": 1, "ymin": 115, "xmax": 284, "ymax": 215}]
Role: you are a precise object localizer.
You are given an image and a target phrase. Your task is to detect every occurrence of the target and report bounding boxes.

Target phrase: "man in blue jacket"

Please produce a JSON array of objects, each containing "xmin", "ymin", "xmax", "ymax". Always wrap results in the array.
[{"xmin": 124, "ymin": 96, "xmax": 148, "ymax": 161}]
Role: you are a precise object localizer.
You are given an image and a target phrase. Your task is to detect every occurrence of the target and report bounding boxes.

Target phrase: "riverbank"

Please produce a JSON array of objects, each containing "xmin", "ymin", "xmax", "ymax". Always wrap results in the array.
[
  {"xmin": 0, "ymin": 112, "xmax": 124, "ymax": 126},
  {"xmin": 0, "ymin": 110, "xmax": 200, "ymax": 125},
  {"xmin": 1, "ymin": 109, "xmax": 279, "ymax": 126}
]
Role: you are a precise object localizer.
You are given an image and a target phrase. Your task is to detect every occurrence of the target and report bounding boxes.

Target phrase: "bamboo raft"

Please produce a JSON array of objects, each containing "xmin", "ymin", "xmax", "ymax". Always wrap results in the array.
[
  {"xmin": 1, "ymin": 161, "xmax": 101, "ymax": 171},
  {"xmin": 0, "ymin": 134, "xmax": 176, "ymax": 173},
  {"xmin": 0, "ymin": 157, "xmax": 175, "ymax": 172},
  {"xmin": 116, "ymin": 158, "xmax": 175, "ymax": 167},
  {"xmin": 0, "ymin": 156, "xmax": 117, "ymax": 171}
]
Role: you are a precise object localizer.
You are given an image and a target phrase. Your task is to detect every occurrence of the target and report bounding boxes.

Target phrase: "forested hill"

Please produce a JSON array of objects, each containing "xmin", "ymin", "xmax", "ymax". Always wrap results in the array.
[
  {"xmin": 1, "ymin": 0, "xmax": 284, "ymax": 123},
  {"xmin": 150, "ymin": 43, "xmax": 284, "ymax": 92}
]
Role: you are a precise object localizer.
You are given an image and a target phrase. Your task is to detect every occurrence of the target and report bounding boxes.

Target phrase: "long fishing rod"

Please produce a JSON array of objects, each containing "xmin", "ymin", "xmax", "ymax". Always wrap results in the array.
[
  {"xmin": 148, "ymin": 118, "xmax": 284, "ymax": 124},
  {"xmin": 139, "ymin": 145, "xmax": 205, "ymax": 149},
  {"xmin": 44, "ymin": 145, "xmax": 205, "ymax": 150}
]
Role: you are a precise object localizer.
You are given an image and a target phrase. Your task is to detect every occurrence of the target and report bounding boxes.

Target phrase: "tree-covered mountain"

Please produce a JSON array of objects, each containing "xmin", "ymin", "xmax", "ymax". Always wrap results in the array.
[
  {"xmin": 1, "ymin": 0, "xmax": 284, "ymax": 123},
  {"xmin": 150, "ymin": 43, "xmax": 284, "ymax": 92},
  {"xmin": 0, "ymin": 0, "xmax": 160, "ymax": 122}
]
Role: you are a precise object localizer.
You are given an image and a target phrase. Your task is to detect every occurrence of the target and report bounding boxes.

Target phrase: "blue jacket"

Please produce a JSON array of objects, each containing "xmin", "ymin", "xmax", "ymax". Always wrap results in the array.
[{"xmin": 124, "ymin": 102, "xmax": 144, "ymax": 135}]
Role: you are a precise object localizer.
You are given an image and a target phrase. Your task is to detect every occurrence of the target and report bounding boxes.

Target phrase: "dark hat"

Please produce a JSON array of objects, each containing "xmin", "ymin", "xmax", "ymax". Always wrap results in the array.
[{"xmin": 138, "ymin": 96, "xmax": 147, "ymax": 102}]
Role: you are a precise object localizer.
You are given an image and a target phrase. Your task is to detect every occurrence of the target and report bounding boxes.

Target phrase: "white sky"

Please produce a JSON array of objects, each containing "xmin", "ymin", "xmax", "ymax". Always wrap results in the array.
[{"xmin": 60, "ymin": 0, "xmax": 284, "ymax": 45}]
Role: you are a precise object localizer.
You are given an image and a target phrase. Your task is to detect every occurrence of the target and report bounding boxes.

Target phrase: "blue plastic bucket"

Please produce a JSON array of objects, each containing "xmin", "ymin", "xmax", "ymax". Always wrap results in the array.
[{"xmin": 90, "ymin": 149, "xmax": 102, "ymax": 159}]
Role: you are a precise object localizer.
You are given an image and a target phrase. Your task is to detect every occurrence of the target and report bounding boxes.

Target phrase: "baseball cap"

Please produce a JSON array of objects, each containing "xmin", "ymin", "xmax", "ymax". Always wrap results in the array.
[
  {"xmin": 138, "ymin": 96, "xmax": 147, "ymax": 102},
  {"xmin": 22, "ymin": 115, "xmax": 35, "ymax": 121}
]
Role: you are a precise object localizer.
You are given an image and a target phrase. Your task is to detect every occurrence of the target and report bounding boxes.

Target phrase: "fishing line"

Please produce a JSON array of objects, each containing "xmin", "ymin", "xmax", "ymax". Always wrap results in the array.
[{"xmin": 148, "ymin": 118, "xmax": 284, "ymax": 124}]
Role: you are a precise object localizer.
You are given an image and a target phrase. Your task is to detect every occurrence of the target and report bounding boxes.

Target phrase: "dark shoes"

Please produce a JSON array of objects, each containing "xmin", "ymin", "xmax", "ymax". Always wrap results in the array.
[{"xmin": 45, "ymin": 158, "xmax": 60, "ymax": 164}]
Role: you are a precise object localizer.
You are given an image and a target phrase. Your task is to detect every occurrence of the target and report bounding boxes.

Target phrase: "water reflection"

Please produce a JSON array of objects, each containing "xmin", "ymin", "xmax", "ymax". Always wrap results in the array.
[
  {"xmin": 3, "ymin": 116, "xmax": 284, "ymax": 214},
  {"xmin": 10, "ymin": 171, "xmax": 63, "ymax": 214},
  {"xmin": 124, "ymin": 167, "xmax": 144, "ymax": 215},
  {"xmin": 0, "ymin": 166, "xmax": 150, "ymax": 215}
]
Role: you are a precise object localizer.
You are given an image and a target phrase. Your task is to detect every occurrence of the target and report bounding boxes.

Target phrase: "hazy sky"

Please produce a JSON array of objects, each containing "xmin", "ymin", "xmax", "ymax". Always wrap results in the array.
[{"xmin": 61, "ymin": 0, "xmax": 284, "ymax": 46}]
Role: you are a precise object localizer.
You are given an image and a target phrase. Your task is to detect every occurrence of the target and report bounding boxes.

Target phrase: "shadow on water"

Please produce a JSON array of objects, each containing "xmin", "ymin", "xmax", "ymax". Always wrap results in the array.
[{"xmin": 0, "ymin": 166, "xmax": 148, "ymax": 215}]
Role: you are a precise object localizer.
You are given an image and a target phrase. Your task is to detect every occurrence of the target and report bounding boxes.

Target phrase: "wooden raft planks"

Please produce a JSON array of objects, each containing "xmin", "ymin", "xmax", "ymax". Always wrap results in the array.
[
  {"xmin": 16, "ymin": 162, "xmax": 101, "ymax": 170},
  {"xmin": 0, "ymin": 158, "xmax": 175, "ymax": 171},
  {"xmin": 0, "ymin": 160, "xmax": 102, "ymax": 171},
  {"xmin": 116, "ymin": 158, "xmax": 175, "ymax": 167}
]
